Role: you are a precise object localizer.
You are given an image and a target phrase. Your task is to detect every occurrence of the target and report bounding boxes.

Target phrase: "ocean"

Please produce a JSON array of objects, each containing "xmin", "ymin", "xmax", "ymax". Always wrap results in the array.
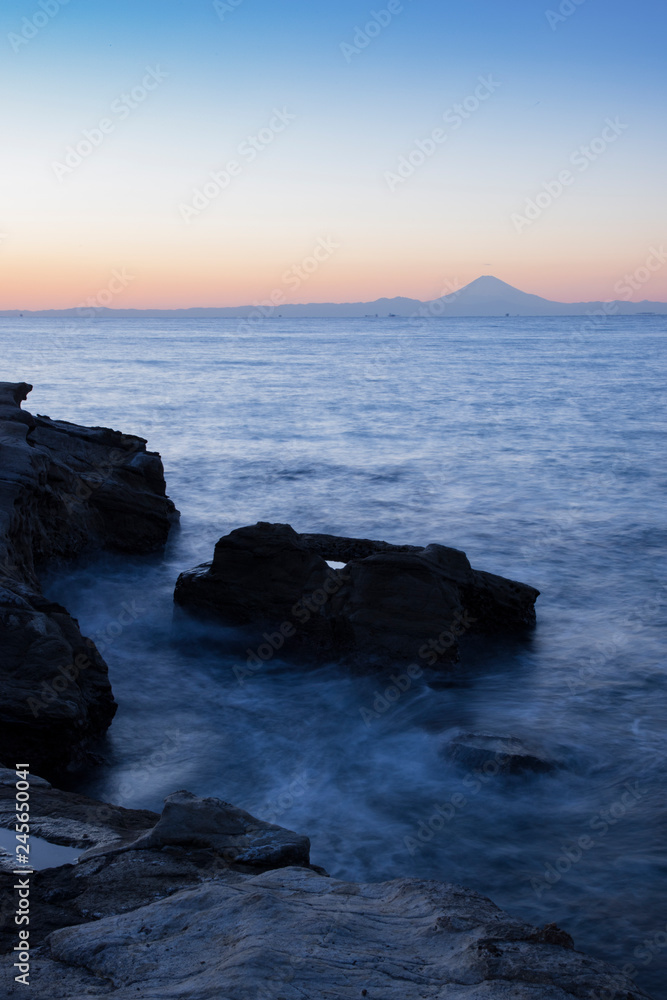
[{"xmin": 2, "ymin": 314, "xmax": 666, "ymax": 996}]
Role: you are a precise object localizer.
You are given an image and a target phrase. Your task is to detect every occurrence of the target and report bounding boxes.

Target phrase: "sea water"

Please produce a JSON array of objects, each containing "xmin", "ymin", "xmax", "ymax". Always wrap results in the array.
[{"xmin": 1, "ymin": 314, "xmax": 666, "ymax": 996}]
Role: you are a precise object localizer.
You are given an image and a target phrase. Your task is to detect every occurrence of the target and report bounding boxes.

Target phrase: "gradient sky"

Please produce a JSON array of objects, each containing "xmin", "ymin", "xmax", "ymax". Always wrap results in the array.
[{"xmin": 1, "ymin": 0, "xmax": 665, "ymax": 308}]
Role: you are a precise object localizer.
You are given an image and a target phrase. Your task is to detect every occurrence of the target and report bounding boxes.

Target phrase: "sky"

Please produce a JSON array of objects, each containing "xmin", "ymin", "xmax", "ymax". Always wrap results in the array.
[{"xmin": 0, "ymin": 0, "xmax": 665, "ymax": 309}]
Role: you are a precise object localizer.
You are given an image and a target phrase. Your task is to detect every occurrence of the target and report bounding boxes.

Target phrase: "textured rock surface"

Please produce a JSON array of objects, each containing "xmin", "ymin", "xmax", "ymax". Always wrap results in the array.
[
  {"xmin": 175, "ymin": 521, "xmax": 540, "ymax": 667},
  {"xmin": 0, "ymin": 582, "xmax": 117, "ymax": 778},
  {"xmin": 0, "ymin": 784, "xmax": 311, "ymax": 959},
  {"xmin": 175, "ymin": 521, "xmax": 340, "ymax": 641},
  {"xmin": 117, "ymin": 789, "xmax": 311, "ymax": 868},
  {"xmin": 5, "ymin": 868, "xmax": 651, "ymax": 999},
  {"xmin": 0, "ymin": 779, "xmax": 652, "ymax": 999},
  {"xmin": 0, "ymin": 773, "xmax": 161, "ymax": 952},
  {"xmin": 0, "ymin": 382, "xmax": 178, "ymax": 774},
  {"xmin": 446, "ymin": 733, "xmax": 559, "ymax": 775}
]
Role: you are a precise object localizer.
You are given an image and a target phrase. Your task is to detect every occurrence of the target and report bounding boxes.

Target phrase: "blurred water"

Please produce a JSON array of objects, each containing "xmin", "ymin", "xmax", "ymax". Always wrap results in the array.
[{"xmin": 2, "ymin": 314, "xmax": 666, "ymax": 995}]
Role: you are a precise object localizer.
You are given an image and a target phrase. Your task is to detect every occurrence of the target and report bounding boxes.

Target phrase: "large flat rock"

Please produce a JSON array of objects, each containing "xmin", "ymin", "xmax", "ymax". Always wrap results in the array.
[{"xmin": 9, "ymin": 868, "xmax": 651, "ymax": 999}]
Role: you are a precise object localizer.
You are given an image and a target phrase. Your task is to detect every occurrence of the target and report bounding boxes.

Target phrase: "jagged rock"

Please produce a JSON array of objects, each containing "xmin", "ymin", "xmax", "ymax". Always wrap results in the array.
[
  {"xmin": 174, "ymin": 521, "xmax": 339, "ymax": 636},
  {"xmin": 0, "ymin": 782, "xmax": 311, "ymax": 959},
  {"xmin": 0, "ymin": 585, "xmax": 118, "ymax": 779},
  {"xmin": 0, "ymin": 780, "xmax": 309, "ymax": 872},
  {"xmin": 11, "ymin": 868, "xmax": 652, "ymax": 999},
  {"xmin": 445, "ymin": 733, "xmax": 559, "ymax": 775},
  {"xmin": 300, "ymin": 531, "xmax": 423, "ymax": 562},
  {"xmin": 0, "ymin": 382, "xmax": 178, "ymax": 774},
  {"xmin": 175, "ymin": 522, "xmax": 539, "ymax": 668},
  {"xmin": 113, "ymin": 789, "xmax": 311, "ymax": 868},
  {"xmin": 0, "ymin": 774, "xmax": 161, "ymax": 954}
]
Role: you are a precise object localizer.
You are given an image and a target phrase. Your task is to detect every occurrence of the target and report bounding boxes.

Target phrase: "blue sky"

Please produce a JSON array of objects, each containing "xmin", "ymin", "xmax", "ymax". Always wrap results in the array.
[{"xmin": 1, "ymin": 0, "xmax": 665, "ymax": 306}]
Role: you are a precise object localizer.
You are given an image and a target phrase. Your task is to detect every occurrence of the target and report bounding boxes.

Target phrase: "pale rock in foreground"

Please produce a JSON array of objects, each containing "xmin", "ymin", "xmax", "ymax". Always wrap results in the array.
[
  {"xmin": 20, "ymin": 869, "xmax": 652, "ymax": 999},
  {"xmin": 0, "ymin": 780, "xmax": 653, "ymax": 999}
]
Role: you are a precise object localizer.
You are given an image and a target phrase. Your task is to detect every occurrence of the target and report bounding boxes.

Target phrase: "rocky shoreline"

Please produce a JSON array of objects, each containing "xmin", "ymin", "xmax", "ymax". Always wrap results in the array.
[
  {"xmin": 0, "ymin": 772, "xmax": 652, "ymax": 999},
  {"xmin": 0, "ymin": 382, "xmax": 654, "ymax": 998},
  {"xmin": 0, "ymin": 382, "xmax": 177, "ymax": 776}
]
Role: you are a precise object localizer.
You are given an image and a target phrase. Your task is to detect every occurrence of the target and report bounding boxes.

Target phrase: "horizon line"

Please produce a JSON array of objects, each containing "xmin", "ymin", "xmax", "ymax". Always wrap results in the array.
[{"xmin": 1, "ymin": 276, "xmax": 666, "ymax": 314}]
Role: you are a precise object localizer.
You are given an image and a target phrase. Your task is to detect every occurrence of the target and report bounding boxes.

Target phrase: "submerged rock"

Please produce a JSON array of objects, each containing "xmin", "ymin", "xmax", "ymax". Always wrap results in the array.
[
  {"xmin": 445, "ymin": 733, "xmax": 559, "ymax": 775},
  {"xmin": 0, "ymin": 382, "xmax": 178, "ymax": 774},
  {"xmin": 174, "ymin": 521, "xmax": 540, "ymax": 668}
]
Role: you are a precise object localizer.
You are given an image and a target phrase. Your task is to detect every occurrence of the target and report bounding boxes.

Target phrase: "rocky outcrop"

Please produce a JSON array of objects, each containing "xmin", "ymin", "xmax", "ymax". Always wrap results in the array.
[
  {"xmin": 0, "ymin": 776, "xmax": 311, "ymax": 960},
  {"xmin": 174, "ymin": 522, "xmax": 539, "ymax": 668},
  {"xmin": 445, "ymin": 733, "xmax": 559, "ymax": 775},
  {"xmin": 113, "ymin": 789, "xmax": 311, "ymax": 868},
  {"xmin": 0, "ymin": 584, "xmax": 118, "ymax": 780},
  {"xmin": 0, "ymin": 382, "xmax": 178, "ymax": 775},
  {"xmin": 0, "ymin": 778, "xmax": 651, "ymax": 999}
]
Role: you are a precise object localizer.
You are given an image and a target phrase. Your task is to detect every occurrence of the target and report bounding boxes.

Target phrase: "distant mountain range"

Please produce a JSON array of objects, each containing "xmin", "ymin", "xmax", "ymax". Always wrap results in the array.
[{"xmin": 2, "ymin": 276, "xmax": 666, "ymax": 319}]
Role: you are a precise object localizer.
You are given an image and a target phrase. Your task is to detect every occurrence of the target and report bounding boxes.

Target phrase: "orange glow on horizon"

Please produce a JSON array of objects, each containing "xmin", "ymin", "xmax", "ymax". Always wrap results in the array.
[{"xmin": 2, "ymin": 243, "xmax": 666, "ymax": 311}]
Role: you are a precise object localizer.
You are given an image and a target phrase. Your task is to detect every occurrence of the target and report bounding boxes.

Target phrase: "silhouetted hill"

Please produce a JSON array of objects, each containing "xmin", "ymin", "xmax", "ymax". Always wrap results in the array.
[{"xmin": 2, "ymin": 276, "xmax": 665, "ymax": 318}]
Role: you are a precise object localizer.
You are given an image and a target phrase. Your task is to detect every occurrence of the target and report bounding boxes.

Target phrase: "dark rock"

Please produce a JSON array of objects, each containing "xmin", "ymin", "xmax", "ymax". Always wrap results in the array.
[
  {"xmin": 528, "ymin": 922, "xmax": 575, "ymax": 949},
  {"xmin": 0, "ymin": 585, "xmax": 118, "ymax": 779},
  {"xmin": 97, "ymin": 789, "xmax": 312, "ymax": 869},
  {"xmin": 445, "ymin": 733, "xmax": 558, "ymax": 774},
  {"xmin": 0, "ymin": 381, "xmax": 178, "ymax": 774},
  {"xmin": 461, "ymin": 567, "xmax": 542, "ymax": 632},
  {"xmin": 299, "ymin": 531, "xmax": 423, "ymax": 562},
  {"xmin": 176, "ymin": 522, "xmax": 338, "ymax": 632},
  {"xmin": 175, "ymin": 522, "xmax": 539, "ymax": 668}
]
